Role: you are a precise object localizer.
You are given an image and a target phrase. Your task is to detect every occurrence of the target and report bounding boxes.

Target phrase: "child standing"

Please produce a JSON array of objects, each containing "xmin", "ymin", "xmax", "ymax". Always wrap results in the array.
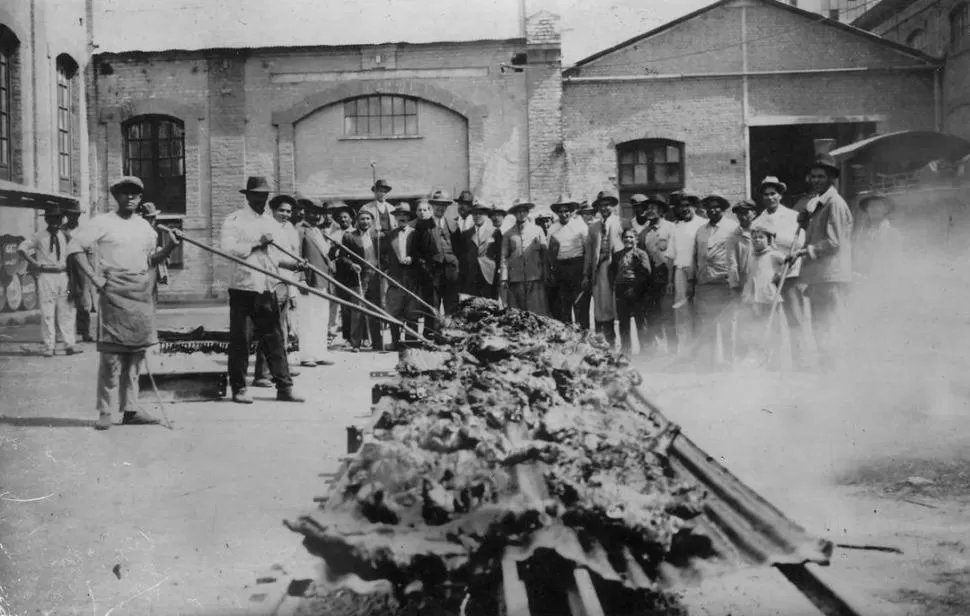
[
  {"xmin": 611, "ymin": 228, "xmax": 652, "ymax": 355},
  {"xmin": 735, "ymin": 226, "xmax": 786, "ymax": 362}
]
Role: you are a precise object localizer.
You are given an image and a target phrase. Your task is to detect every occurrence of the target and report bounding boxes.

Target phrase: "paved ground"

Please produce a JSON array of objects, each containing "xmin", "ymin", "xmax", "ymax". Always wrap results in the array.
[{"xmin": 1, "ymin": 301, "xmax": 969, "ymax": 615}]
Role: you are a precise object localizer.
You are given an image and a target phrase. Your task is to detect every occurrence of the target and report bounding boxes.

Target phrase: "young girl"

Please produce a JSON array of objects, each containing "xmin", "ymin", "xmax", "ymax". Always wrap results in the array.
[{"xmin": 742, "ymin": 226, "xmax": 785, "ymax": 318}]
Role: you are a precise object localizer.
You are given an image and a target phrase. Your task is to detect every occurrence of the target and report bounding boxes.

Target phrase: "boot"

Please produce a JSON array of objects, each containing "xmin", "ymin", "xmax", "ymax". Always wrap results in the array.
[
  {"xmin": 276, "ymin": 388, "xmax": 305, "ymax": 403},
  {"xmin": 232, "ymin": 389, "xmax": 254, "ymax": 404},
  {"xmin": 122, "ymin": 409, "xmax": 161, "ymax": 425},
  {"xmin": 94, "ymin": 413, "xmax": 112, "ymax": 431}
]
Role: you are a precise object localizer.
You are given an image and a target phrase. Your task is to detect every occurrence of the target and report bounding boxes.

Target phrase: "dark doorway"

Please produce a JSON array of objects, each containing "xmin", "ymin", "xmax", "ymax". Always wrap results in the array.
[{"xmin": 749, "ymin": 122, "xmax": 876, "ymax": 206}]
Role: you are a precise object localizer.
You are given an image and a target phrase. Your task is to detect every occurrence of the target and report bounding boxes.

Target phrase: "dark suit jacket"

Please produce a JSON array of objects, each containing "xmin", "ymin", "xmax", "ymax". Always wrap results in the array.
[
  {"xmin": 411, "ymin": 219, "xmax": 459, "ymax": 287},
  {"xmin": 339, "ymin": 228, "xmax": 387, "ymax": 289},
  {"xmin": 385, "ymin": 226, "xmax": 417, "ymax": 285},
  {"xmin": 459, "ymin": 222, "xmax": 499, "ymax": 291}
]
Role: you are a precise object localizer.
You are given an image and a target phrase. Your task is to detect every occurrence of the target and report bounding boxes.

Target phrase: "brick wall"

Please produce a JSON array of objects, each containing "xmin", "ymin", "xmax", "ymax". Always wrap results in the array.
[
  {"xmin": 564, "ymin": 79, "xmax": 747, "ymax": 205},
  {"xmin": 526, "ymin": 10, "xmax": 567, "ymax": 204}
]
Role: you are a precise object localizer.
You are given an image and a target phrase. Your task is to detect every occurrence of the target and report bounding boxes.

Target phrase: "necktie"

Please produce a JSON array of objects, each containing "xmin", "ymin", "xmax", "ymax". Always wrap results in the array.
[{"xmin": 49, "ymin": 232, "xmax": 61, "ymax": 262}]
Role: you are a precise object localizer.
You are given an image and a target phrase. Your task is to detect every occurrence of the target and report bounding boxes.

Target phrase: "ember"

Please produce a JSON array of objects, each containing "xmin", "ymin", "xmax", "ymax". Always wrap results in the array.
[{"xmin": 287, "ymin": 298, "xmax": 707, "ymax": 615}]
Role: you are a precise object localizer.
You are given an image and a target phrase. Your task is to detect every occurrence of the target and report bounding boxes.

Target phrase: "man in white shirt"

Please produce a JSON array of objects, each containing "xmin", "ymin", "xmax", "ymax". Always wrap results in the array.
[
  {"xmin": 691, "ymin": 195, "xmax": 739, "ymax": 365},
  {"xmin": 67, "ymin": 176, "xmax": 180, "ymax": 430},
  {"xmin": 220, "ymin": 177, "xmax": 305, "ymax": 404},
  {"xmin": 19, "ymin": 208, "xmax": 80, "ymax": 357},
  {"xmin": 635, "ymin": 195, "xmax": 676, "ymax": 355},
  {"xmin": 548, "ymin": 195, "xmax": 589, "ymax": 328},
  {"xmin": 664, "ymin": 194, "xmax": 704, "ymax": 355}
]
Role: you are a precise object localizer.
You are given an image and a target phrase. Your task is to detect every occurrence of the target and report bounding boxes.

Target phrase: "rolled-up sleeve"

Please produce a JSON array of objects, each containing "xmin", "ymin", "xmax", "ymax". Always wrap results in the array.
[
  {"xmin": 66, "ymin": 220, "xmax": 98, "ymax": 258},
  {"xmin": 220, "ymin": 215, "xmax": 252, "ymax": 259}
]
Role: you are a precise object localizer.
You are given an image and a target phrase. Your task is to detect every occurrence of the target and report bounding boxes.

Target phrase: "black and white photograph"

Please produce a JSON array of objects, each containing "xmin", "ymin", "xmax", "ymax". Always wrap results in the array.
[{"xmin": 0, "ymin": 0, "xmax": 969, "ymax": 613}]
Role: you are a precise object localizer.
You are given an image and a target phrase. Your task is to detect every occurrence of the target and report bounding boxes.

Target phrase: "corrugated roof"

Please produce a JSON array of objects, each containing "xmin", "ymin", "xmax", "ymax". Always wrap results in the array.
[
  {"xmin": 567, "ymin": 0, "xmax": 939, "ymax": 72},
  {"xmin": 92, "ymin": 0, "xmax": 525, "ymax": 54}
]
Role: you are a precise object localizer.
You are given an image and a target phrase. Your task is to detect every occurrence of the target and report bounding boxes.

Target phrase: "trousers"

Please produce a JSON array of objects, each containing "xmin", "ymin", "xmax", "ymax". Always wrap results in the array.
[
  {"xmin": 229, "ymin": 289, "xmax": 292, "ymax": 393},
  {"xmin": 297, "ymin": 292, "xmax": 331, "ymax": 363},
  {"xmin": 350, "ymin": 275, "xmax": 384, "ymax": 350},
  {"xmin": 553, "ymin": 257, "xmax": 589, "ymax": 329},
  {"xmin": 805, "ymin": 282, "xmax": 849, "ymax": 366},
  {"xmin": 254, "ymin": 292, "xmax": 290, "ymax": 381},
  {"xmin": 38, "ymin": 272, "xmax": 76, "ymax": 352},
  {"xmin": 96, "ymin": 351, "xmax": 142, "ymax": 415},
  {"xmin": 615, "ymin": 283, "xmax": 647, "ymax": 354}
]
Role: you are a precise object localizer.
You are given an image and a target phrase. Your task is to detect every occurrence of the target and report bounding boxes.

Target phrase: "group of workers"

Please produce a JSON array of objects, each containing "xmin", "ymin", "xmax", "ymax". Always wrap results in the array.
[{"xmin": 14, "ymin": 147, "xmax": 901, "ymax": 427}]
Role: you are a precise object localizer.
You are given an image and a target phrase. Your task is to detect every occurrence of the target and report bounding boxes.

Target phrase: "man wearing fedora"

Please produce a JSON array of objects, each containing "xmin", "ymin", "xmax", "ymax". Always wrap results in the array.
[
  {"xmin": 584, "ymin": 191, "xmax": 627, "ymax": 345},
  {"xmin": 691, "ymin": 194, "xmax": 739, "ymax": 366},
  {"xmin": 68, "ymin": 176, "xmax": 181, "ymax": 429},
  {"xmin": 500, "ymin": 199, "xmax": 549, "ymax": 315},
  {"xmin": 460, "ymin": 201, "xmax": 501, "ymax": 300},
  {"xmin": 19, "ymin": 207, "xmax": 80, "ymax": 357},
  {"xmin": 790, "ymin": 155, "xmax": 854, "ymax": 368},
  {"xmin": 548, "ymin": 195, "xmax": 589, "ymax": 328},
  {"xmin": 325, "ymin": 200, "xmax": 356, "ymax": 344},
  {"xmin": 426, "ymin": 189, "xmax": 461, "ymax": 315},
  {"xmin": 360, "ymin": 179, "xmax": 395, "ymax": 235},
  {"xmin": 635, "ymin": 194, "xmax": 675, "ymax": 353},
  {"xmin": 753, "ymin": 175, "xmax": 807, "ymax": 365},
  {"xmin": 220, "ymin": 177, "xmax": 305, "ymax": 404},
  {"xmin": 411, "ymin": 198, "xmax": 459, "ymax": 336},
  {"xmin": 385, "ymin": 203, "xmax": 421, "ymax": 348},
  {"xmin": 340, "ymin": 209, "xmax": 387, "ymax": 352}
]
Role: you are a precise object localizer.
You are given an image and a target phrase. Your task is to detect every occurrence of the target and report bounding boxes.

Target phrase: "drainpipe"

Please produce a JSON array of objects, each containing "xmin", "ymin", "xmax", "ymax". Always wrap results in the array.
[
  {"xmin": 741, "ymin": 5, "xmax": 751, "ymax": 199},
  {"xmin": 30, "ymin": 0, "xmax": 38, "ymax": 188}
]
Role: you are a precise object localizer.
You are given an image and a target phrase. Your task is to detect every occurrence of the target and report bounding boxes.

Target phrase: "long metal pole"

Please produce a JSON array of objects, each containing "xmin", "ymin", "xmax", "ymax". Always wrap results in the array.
[
  {"xmin": 270, "ymin": 240, "xmax": 427, "ymax": 342},
  {"xmin": 158, "ymin": 226, "xmax": 407, "ymax": 330},
  {"xmin": 323, "ymin": 231, "xmax": 440, "ymax": 318}
]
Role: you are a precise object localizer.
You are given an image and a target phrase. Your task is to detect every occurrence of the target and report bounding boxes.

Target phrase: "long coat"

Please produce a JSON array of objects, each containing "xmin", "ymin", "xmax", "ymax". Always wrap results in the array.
[
  {"xmin": 301, "ymin": 226, "xmax": 335, "ymax": 291},
  {"xmin": 459, "ymin": 221, "xmax": 500, "ymax": 291}
]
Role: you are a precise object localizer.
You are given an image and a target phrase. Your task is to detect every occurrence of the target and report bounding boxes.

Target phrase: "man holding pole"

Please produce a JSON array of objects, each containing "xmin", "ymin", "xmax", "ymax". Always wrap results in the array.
[
  {"xmin": 296, "ymin": 198, "xmax": 336, "ymax": 367},
  {"xmin": 220, "ymin": 177, "xmax": 305, "ymax": 404},
  {"xmin": 67, "ymin": 176, "xmax": 181, "ymax": 430}
]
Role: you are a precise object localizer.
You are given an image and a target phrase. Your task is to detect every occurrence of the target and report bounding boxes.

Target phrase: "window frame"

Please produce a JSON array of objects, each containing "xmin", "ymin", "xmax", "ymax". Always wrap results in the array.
[
  {"xmin": 343, "ymin": 95, "xmax": 419, "ymax": 138},
  {"xmin": 0, "ymin": 45, "xmax": 11, "ymax": 182},
  {"xmin": 122, "ymin": 114, "xmax": 187, "ymax": 215},
  {"xmin": 951, "ymin": 4, "xmax": 969, "ymax": 52},
  {"xmin": 55, "ymin": 57, "xmax": 76, "ymax": 193},
  {"xmin": 616, "ymin": 138, "xmax": 686, "ymax": 192}
]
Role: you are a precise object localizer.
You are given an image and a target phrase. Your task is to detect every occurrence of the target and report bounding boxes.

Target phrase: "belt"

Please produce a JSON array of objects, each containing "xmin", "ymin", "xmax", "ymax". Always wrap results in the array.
[{"xmin": 556, "ymin": 256, "xmax": 584, "ymax": 263}]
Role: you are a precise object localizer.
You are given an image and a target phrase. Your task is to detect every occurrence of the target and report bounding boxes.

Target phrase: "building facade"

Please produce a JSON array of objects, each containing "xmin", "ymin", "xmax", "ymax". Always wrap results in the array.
[
  {"xmin": 89, "ymin": 11, "xmax": 563, "ymax": 301},
  {"xmin": 561, "ymin": 0, "xmax": 939, "ymax": 216},
  {"xmin": 0, "ymin": 0, "xmax": 89, "ymax": 237},
  {"xmin": 852, "ymin": 0, "xmax": 970, "ymax": 140}
]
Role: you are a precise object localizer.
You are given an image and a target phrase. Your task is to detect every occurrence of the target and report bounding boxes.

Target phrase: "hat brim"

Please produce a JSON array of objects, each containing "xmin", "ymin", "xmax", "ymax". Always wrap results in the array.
[
  {"xmin": 857, "ymin": 195, "xmax": 896, "ymax": 212},
  {"xmin": 111, "ymin": 181, "xmax": 144, "ymax": 194},
  {"xmin": 551, "ymin": 202, "xmax": 579, "ymax": 211},
  {"xmin": 731, "ymin": 205, "xmax": 756, "ymax": 214},
  {"xmin": 633, "ymin": 199, "xmax": 668, "ymax": 209},
  {"xmin": 393, "ymin": 209, "xmax": 416, "ymax": 218},
  {"xmin": 808, "ymin": 162, "xmax": 841, "ymax": 178},
  {"xmin": 371, "ymin": 184, "xmax": 392, "ymax": 193},
  {"xmin": 429, "ymin": 199, "xmax": 453, "ymax": 206},
  {"xmin": 759, "ymin": 181, "xmax": 788, "ymax": 194},
  {"xmin": 509, "ymin": 203, "xmax": 535, "ymax": 212},
  {"xmin": 702, "ymin": 198, "xmax": 731, "ymax": 210},
  {"xmin": 239, "ymin": 188, "xmax": 271, "ymax": 195},
  {"xmin": 594, "ymin": 197, "xmax": 619, "ymax": 207}
]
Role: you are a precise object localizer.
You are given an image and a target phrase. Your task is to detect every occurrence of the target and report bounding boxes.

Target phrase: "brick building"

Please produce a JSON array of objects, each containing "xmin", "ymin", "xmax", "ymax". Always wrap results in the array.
[
  {"xmin": 561, "ymin": 0, "xmax": 940, "ymax": 216},
  {"xmin": 852, "ymin": 0, "xmax": 970, "ymax": 141},
  {"xmin": 89, "ymin": 3, "xmax": 564, "ymax": 301},
  {"xmin": 0, "ymin": 0, "xmax": 89, "ymax": 238}
]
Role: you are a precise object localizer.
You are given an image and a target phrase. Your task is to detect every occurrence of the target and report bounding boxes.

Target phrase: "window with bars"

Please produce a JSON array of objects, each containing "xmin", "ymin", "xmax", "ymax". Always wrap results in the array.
[
  {"xmin": 0, "ymin": 41, "xmax": 12, "ymax": 182},
  {"xmin": 952, "ymin": 4, "xmax": 969, "ymax": 51},
  {"xmin": 56, "ymin": 56, "xmax": 77, "ymax": 193},
  {"xmin": 617, "ymin": 139, "xmax": 685, "ymax": 190},
  {"xmin": 123, "ymin": 115, "xmax": 186, "ymax": 214},
  {"xmin": 343, "ymin": 95, "xmax": 418, "ymax": 137}
]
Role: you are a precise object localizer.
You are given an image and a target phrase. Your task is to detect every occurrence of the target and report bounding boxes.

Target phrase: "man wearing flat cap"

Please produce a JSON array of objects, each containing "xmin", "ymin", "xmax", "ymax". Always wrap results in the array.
[
  {"xmin": 548, "ymin": 195, "xmax": 589, "ymax": 328},
  {"xmin": 691, "ymin": 194, "xmax": 739, "ymax": 365},
  {"xmin": 67, "ymin": 176, "xmax": 181, "ymax": 430},
  {"xmin": 220, "ymin": 177, "xmax": 306, "ymax": 404},
  {"xmin": 790, "ymin": 155, "xmax": 854, "ymax": 368},
  {"xmin": 500, "ymin": 199, "xmax": 549, "ymax": 315}
]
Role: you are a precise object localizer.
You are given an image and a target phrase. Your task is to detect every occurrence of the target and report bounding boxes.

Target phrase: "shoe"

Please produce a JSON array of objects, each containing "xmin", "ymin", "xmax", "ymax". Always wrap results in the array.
[
  {"xmin": 122, "ymin": 410, "xmax": 161, "ymax": 426},
  {"xmin": 276, "ymin": 389, "xmax": 305, "ymax": 403},
  {"xmin": 300, "ymin": 361, "xmax": 317, "ymax": 367},
  {"xmin": 43, "ymin": 349, "xmax": 55, "ymax": 358},
  {"xmin": 232, "ymin": 389, "xmax": 254, "ymax": 404},
  {"xmin": 65, "ymin": 347, "xmax": 84, "ymax": 356},
  {"xmin": 81, "ymin": 335, "xmax": 96, "ymax": 343},
  {"xmin": 94, "ymin": 414, "xmax": 112, "ymax": 431},
  {"xmin": 316, "ymin": 359, "xmax": 334, "ymax": 366},
  {"xmin": 252, "ymin": 378, "xmax": 273, "ymax": 388},
  {"xmin": 350, "ymin": 347, "xmax": 361, "ymax": 353}
]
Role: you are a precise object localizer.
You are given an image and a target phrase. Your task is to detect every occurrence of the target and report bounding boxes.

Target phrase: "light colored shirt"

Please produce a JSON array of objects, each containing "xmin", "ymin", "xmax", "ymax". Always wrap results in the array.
[
  {"xmin": 66, "ymin": 211, "xmax": 157, "ymax": 274},
  {"xmin": 361, "ymin": 230, "xmax": 377, "ymax": 264},
  {"xmin": 742, "ymin": 248, "xmax": 786, "ymax": 306},
  {"xmin": 270, "ymin": 220, "xmax": 300, "ymax": 283},
  {"xmin": 549, "ymin": 217, "xmax": 588, "ymax": 260},
  {"xmin": 694, "ymin": 217, "xmax": 739, "ymax": 285},
  {"xmin": 393, "ymin": 226, "xmax": 411, "ymax": 262},
  {"xmin": 500, "ymin": 221, "xmax": 547, "ymax": 283},
  {"xmin": 727, "ymin": 226, "xmax": 752, "ymax": 290},
  {"xmin": 220, "ymin": 205, "xmax": 282, "ymax": 292},
  {"xmin": 638, "ymin": 218, "xmax": 675, "ymax": 266},
  {"xmin": 665, "ymin": 216, "xmax": 704, "ymax": 269},
  {"xmin": 457, "ymin": 214, "xmax": 474, "ymax": 233},
  {"xmin": 20, "ymin": 229, "xmax": 68, "ymax": 268},
  {"xmin": 753, "ymin": 205, "xmax": 803, "ymax": 278}
]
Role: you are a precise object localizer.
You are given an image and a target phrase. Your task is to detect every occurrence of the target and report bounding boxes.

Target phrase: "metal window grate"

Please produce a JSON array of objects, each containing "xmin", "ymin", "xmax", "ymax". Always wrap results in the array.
[
  {"xmin": 123, "ymin": 115, "xmax": 187, "ymax": 214},
  {"xmin": 617, "ymin": 139, "xmax": 684, "ymax": 189},
  {"xmin": 343, "ymin": 95, "xmax": 418, "ymax": 137},
  {"xmin": 0, "ymin": 50, "xmax": 10, "ymax": 180},
  {"xmin": 56, "ymin": 65, "xmax": 72, "ymax": 188}
]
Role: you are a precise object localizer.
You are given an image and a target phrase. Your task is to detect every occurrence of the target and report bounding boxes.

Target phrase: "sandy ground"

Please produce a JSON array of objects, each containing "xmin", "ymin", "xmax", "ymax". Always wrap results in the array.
[{"xmin": 2, "ymin": 295, "xmax": 970, "ymax": 615}]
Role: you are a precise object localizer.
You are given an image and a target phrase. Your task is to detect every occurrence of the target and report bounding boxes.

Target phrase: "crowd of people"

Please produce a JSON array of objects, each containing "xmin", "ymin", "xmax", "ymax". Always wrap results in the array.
[{"xmin": 16, "ymin": 149, "xmax": 903, "ymax": 426}]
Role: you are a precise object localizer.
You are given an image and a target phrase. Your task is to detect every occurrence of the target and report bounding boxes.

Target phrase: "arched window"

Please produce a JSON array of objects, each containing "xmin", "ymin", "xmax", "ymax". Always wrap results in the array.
[
  {"xmin": 123, "ymin": 114, "xmax": 186, "ymax": 214},
  {"xmin": 616, "ymin": 139, "xmax": 685, "ymax": 210},
  {"xmin": 952, "ymin": 4, "xmax": 969, "ymax": 52},
  {"xmin": 343, "ymin": 95, "xmax": 418, "ymax": 137},
  {"xmin": 0, "ymin": 24, "xmax": 20, "ymax": 182},
  {"xmin": 906, "ymin": 28, "xmax": 927, "ymax": 52},
  {"xmin": 56, "ymin": 54, "xmax": 79, "ymax": 193}
]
